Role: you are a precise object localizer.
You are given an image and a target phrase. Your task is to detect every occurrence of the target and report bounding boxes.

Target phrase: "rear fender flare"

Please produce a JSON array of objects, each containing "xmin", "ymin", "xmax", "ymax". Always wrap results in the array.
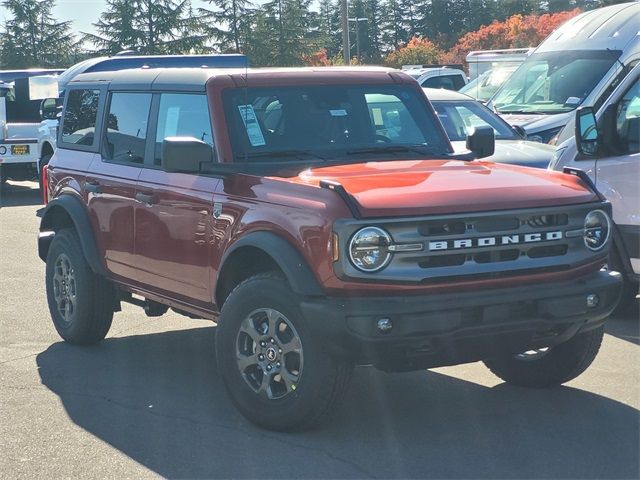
[{"xmin": 39, "ymin": 195, "xmax": 106, "ymax": 276}]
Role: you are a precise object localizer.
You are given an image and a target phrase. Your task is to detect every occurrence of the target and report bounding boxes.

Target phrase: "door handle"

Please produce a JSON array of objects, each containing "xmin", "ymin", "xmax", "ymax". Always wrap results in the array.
[
  {"xmin": 84, "ymin": 181, "xmax": 101, "ymax": 194},
  {"xmin": 135, "ymin": 191, "xmax": 156, "ymax": 205}
]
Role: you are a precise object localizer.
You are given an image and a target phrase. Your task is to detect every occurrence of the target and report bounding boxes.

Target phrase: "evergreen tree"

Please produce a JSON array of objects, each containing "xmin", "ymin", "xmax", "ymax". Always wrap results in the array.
[
  {"xmin": 199, "ymin": 0, "xmax": 253, "ymax": 53},
  {"xmin": 1, "ymin": 0, "xmax": 77, "ymax": 68},
  {"xmin": 246, "ymin": 0, "xmax": 318, "ymax": 67},
  {"xmin": 83, "ymin": 0, "xmax": 207, "ymax": 55},
  {"xmin": 81, "ymin": 0, "xmax": 140, "ymax": 55}
]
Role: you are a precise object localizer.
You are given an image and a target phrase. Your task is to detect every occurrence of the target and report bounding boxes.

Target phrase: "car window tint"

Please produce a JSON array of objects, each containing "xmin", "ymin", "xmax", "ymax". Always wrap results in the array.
[
  {"xmin": 61, "ymin": 89, "xmax": 101, "ymax": 146},
  {"xmin": 432, "ymin": 100, "xmax": 517, "ymax": 141},
  {"xmin": 616, "ymin": 77, "xmax": 640, "ymax": 154},
  {"xmin": 365, "ymin": 94, "xmax": 427, "ymax": 144},
  {"xmin": 103, "ymin": 92, "xmax": 151, "ymax": 164},
  {"xmin": 423, "ymin": 76, "xmax": 456, "ymax": 90},
  {"xmin": 154, "ymin": 93, "xmax": 214, "ymax": 165}
]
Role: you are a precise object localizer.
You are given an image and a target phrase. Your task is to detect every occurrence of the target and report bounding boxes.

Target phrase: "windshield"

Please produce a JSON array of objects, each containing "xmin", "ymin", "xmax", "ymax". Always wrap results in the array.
[
  {"xmin": 432, "ymin": 100, "xmax": 518, "ymax": 141},
  {"xmin": 492, "ymin": 50, "xmax": 620, "ymax": 114},
  {"xmin": 224, "ymin": 85, "xmax": 449, "ymax": 162},
  {"xmin": 460, "ymin": 66, "xmax": 517, "ymax": 101}
]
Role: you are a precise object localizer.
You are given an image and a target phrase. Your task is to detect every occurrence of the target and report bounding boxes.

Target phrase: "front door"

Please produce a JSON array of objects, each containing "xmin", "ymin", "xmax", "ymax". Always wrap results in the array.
[
  {"xmin": 88, "ymin": 91, "xmax": 152, "ymax": 281},
  {"xmin": 595, "ymin": 75, "xmax": 640, "ymax": 274},
  {"xmin": 134, "ymin": 92, "xmax": 219, "ymax": 305}
]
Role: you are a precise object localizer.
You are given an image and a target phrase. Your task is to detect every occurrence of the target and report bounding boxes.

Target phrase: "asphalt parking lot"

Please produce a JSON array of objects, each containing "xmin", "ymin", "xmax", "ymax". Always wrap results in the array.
[{"xmin": 1, "ymin": 180, "xmax": 638, "ymax": 479}]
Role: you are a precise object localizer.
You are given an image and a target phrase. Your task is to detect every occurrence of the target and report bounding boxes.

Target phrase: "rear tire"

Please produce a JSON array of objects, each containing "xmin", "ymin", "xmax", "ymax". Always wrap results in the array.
[
  {"xmin": 216, "ymin": 272, "xmax": 353, "ymax": 432},
  {"xmin": 45, "ymin": 228, "xmax": 114, "ymax": 345},
  {"xmin": 483, "ymin": 326, "xmax": 604, "ymax": 388}
]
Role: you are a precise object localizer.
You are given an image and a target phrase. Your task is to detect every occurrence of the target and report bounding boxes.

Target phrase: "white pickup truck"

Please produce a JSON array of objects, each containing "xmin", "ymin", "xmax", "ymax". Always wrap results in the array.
[{"xmin": 0, "ymin": 74, "xmax": 59, "ymax": 192}]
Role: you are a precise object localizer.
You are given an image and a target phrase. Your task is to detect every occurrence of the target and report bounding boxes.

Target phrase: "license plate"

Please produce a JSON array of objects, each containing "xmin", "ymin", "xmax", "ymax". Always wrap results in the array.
[{"xmin": 11, "ymin": 145, "xmax": 30, "ymax": 155}]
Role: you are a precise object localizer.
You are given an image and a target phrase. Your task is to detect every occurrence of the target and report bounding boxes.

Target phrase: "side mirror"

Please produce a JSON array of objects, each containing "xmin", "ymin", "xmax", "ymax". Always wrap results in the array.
[
  {"xmin": 40, "ymin": 98, "xmax": 58, "ymax": 120},
  {"xmin": 466, "ymin": 125, "xmax": 495, "ymax": 159},
  {"xmin": 575, "ymin": 106, "xmax": 599, "ymax": 156},
  {"xmin": 162, "ymin": 137, "xmax": 214, "ymax": 173}
]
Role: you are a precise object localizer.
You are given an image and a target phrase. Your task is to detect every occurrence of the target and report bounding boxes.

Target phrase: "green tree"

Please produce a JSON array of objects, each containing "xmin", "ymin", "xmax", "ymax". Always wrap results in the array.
[
  {"xmin": 1, "ymin": 0, "xmax": 77, "ymax": 68},
  {"xmin": 199, "ymin": 0, "xmax": 254, "ymax": 53},
  {"xmin": 245, "ymin": 0, "xmax": 319, "ymax": 67},
  {"xmin": 83, "ymin": 0, "xmax": 207, "ymax": 55}
]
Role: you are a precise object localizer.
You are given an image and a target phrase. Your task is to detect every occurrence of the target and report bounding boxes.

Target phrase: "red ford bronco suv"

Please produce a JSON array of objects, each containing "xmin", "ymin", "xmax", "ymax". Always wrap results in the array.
[{"xmin": 38, "ymin": 67, "xmax": 622, "ymax": 431}]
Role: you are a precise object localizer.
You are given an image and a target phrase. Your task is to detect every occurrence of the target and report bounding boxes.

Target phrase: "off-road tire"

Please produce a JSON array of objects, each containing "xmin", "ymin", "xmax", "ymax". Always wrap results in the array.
[
  {"xmin": 45, "ymin": 228, "xmax": 114, "ymax": 345},
  {"xmin": 483, "ymin": 325, "xmax": 605, "ymax": 388},
  {"xmin": 216, "ymin": 272, "xmax": 353, "ymax": 432}
]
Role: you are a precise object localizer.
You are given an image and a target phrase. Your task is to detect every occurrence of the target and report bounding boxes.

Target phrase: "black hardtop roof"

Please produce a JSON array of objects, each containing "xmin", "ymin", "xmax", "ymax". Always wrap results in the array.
[{"xmin": 69, "ymin": 66, "xmax": 402, "ymax": 91}]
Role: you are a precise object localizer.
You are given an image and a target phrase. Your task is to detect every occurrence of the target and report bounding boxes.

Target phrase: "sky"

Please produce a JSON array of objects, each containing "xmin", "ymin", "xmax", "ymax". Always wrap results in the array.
[{"xmin": 0, "ymin": 0, "xmax": 295, "ymax": 37}]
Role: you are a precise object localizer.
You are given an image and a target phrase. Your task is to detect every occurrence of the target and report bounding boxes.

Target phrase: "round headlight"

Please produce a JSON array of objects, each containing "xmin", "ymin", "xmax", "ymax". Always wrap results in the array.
[
  {"xmin": 348, "ymin": 227, "xmax": 392, "ymax": 272},
  {"xmin": 584, "ymin": 210, "xmax": 610, "ymax": 251},
  {"xmin": 0, "ymin": 146, "xmax": 6, "ymax": 155}
]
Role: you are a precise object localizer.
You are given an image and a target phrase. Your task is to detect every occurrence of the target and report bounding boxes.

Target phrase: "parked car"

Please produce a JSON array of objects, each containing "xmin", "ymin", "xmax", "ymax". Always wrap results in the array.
[
  {"xmin": 459, "ymin": 65, "xmax": 519, "ymax": 102},
  {"xmin": 0, "ymin": 71, "xmax": 60, "ymax": 190},
  {"xmin": 38, "ymin": 66, "xmax": 621, "ymax": 432},
  {"xmin": 425, "ymin": 88, "xmax": 555, "ymax": 169},
  {"xmin": 488, "ymin": 2, "xmax": 640, "ymax": 144},
  {"xmin": 403, "ymin": 65, "xmax": 467, "ymax": 90},
  {"xmin": 550, "ymin": 63, "xmax": 640, "ymax": 311},
  {"xmin": 35, "ymin": 53, "xmax": 248, "ymax": 193}
]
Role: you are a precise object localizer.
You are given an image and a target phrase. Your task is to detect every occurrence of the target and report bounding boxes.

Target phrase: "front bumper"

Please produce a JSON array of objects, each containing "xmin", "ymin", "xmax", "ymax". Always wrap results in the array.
[{"xmin": 301, "ymin": 270, "xmax": 622, "ymax": 371}]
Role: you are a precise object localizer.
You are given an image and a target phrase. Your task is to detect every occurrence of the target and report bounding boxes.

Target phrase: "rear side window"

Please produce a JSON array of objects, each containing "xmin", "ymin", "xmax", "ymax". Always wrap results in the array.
[
  {"xmin": 422, "ymin": 75, "xmax": 461, "ymax": 91},
  {"xmin": 154, "ymin": 93, "xmax": 213, "ymax": 165},
  {"xmin": 103, "ymin": 93, "xmax": 152, "ymax": 164},
  {"xmin": 61, "ymin": 89, "xmax": 101, "ymax": 146}
]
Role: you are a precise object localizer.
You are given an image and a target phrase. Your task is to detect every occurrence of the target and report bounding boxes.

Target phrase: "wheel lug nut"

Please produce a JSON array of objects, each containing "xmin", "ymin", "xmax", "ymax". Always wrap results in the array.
[
  {"xmin": 276, "ymin": 362, "xmax": 281, "ymax": 368},
  {"xmin": 266, "ymin": 364, "xmax": 272, "ymax": 371},
  {"xmin": 260, "ymin": 341, "xmax": 266, "ymax": 347},
  {"xmin": 258, "ymin": 354, "xmax": 264, "ymax": 361},
  {"xmin": 270, "ymin": 338, "xmax": 275, "ymax": 344},
  {"xmin": 278, "ymin": 348, "xmax": 282, "ymax": 354}
]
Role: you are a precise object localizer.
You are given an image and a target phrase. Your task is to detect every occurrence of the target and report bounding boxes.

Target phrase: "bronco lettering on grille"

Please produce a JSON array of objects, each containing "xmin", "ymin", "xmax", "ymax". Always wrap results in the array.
[{"xmin": 429, "ymin": 231, "xmax": 563, "ymax": 251}]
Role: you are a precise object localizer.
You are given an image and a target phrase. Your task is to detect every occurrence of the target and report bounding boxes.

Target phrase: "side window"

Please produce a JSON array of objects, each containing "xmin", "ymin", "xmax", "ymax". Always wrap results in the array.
[
  {"xmin": 61, "ymin": 89, "xmax": 101, "ymax": 146},
  {"xmin": 423, "ymin": 76, "xmax": 456, "ymax": 90},
  {"xmin": 154, "ymin": 93, "xmax": 213, "ymax": 165},
  {"xmin": 365, "ymin": 94, "xmax": 426, "ymax": 144},
  {"xmin": 616, "ymin": 77, "xmax": 640, "ymax": 154},
  {"xmin": 103, "ymin": 92, "xmax": 152, "ymax": 164},
  {"xmin": 452, "ymin": 75, "xmax": 466, "ymax": 91}
]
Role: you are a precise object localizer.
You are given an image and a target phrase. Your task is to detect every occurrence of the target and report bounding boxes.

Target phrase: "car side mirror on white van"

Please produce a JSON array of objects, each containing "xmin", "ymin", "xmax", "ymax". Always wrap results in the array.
[{"xmin": 575, "ymin": 107, "xmax": 599, "ymax": 157}]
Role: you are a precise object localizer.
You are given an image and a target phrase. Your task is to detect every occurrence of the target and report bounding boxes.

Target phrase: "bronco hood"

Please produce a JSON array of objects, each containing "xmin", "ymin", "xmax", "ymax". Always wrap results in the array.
[{"xmin": 286, "ymin": 160, "xmax": 598, "ymax": 217}]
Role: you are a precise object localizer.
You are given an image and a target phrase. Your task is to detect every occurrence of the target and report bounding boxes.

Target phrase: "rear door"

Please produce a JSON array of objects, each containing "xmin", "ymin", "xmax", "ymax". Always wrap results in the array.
[
  {"xmin": 134, "ymin": 92, "xmax": 218, "ymax": 305},
  {"xmin": 87, "ymin": 91, "xmax": 151, "ymax": 281}
]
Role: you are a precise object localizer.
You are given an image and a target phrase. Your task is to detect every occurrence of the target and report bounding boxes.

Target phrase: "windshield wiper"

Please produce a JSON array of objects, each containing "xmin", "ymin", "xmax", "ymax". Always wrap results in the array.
[
  {"xmin": 241, "ymin": 149, "xmax": 326, "ymax": 160},
  {"xmin": 496, "ymin": 109, "xmax": 547, "ymax": 115},
  {"xmin": 346, "ymin": 145, "xmax": 437, "ymax": 156}
]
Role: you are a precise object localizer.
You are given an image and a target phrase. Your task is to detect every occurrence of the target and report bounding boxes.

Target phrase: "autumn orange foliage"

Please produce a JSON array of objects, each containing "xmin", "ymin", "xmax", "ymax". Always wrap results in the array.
[
  {"xmin": 442, "ymin": 8, "xmax": 581, "ymax": 64},
  {"xmin": 302, "ymin": 49, "xmax": 332, "ymax": 66},
  {"xmin": 383, "ymin": 37, "xmax": 442, "ymax": 69}
]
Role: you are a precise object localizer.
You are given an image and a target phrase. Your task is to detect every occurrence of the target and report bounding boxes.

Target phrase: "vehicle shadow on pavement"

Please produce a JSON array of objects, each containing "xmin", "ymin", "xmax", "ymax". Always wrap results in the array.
[
  {"xmin": 37, "ymin": 326, "xmax": 639, "ymax": 479},
  {"xmin": 0, "ymin": 182, "xmax": 41, "ymax": 208},
  {"xmin": 607, "ymin": 315, "xmax": 640, "ymax": 345}
]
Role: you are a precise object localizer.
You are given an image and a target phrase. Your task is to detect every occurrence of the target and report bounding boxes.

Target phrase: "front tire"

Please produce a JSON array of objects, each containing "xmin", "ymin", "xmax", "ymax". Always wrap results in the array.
[
  {"xmin": 45, "ymin": 228, "xmax": 114, "ymax": 345},
  {"xmin": 216, "ymin": 272, "xmax": 352, "ymax": 432},
  {"xmin": 483, "ymin": 326, "xmax": 604, "ymax": 388}
]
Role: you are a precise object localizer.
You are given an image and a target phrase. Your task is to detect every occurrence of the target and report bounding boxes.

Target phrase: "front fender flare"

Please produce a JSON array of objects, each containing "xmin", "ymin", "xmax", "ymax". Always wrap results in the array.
[
  {"xmin": 218, "ymin": 231, "xmax": 324, "ymax": 301},
  {"xmin": 39, "ymin": 195, "xmax": 106, "ymax": 276}
]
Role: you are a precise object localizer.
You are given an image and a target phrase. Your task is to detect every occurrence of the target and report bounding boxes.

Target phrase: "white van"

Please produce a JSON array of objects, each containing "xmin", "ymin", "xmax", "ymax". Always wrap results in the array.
[
  {"xmin": 549, "ymin": 63, "xmax": 639, "ymax": 310},
  {"xmin": 488, "ymin": 2, "xmax": 639, "ymax": 144}
]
